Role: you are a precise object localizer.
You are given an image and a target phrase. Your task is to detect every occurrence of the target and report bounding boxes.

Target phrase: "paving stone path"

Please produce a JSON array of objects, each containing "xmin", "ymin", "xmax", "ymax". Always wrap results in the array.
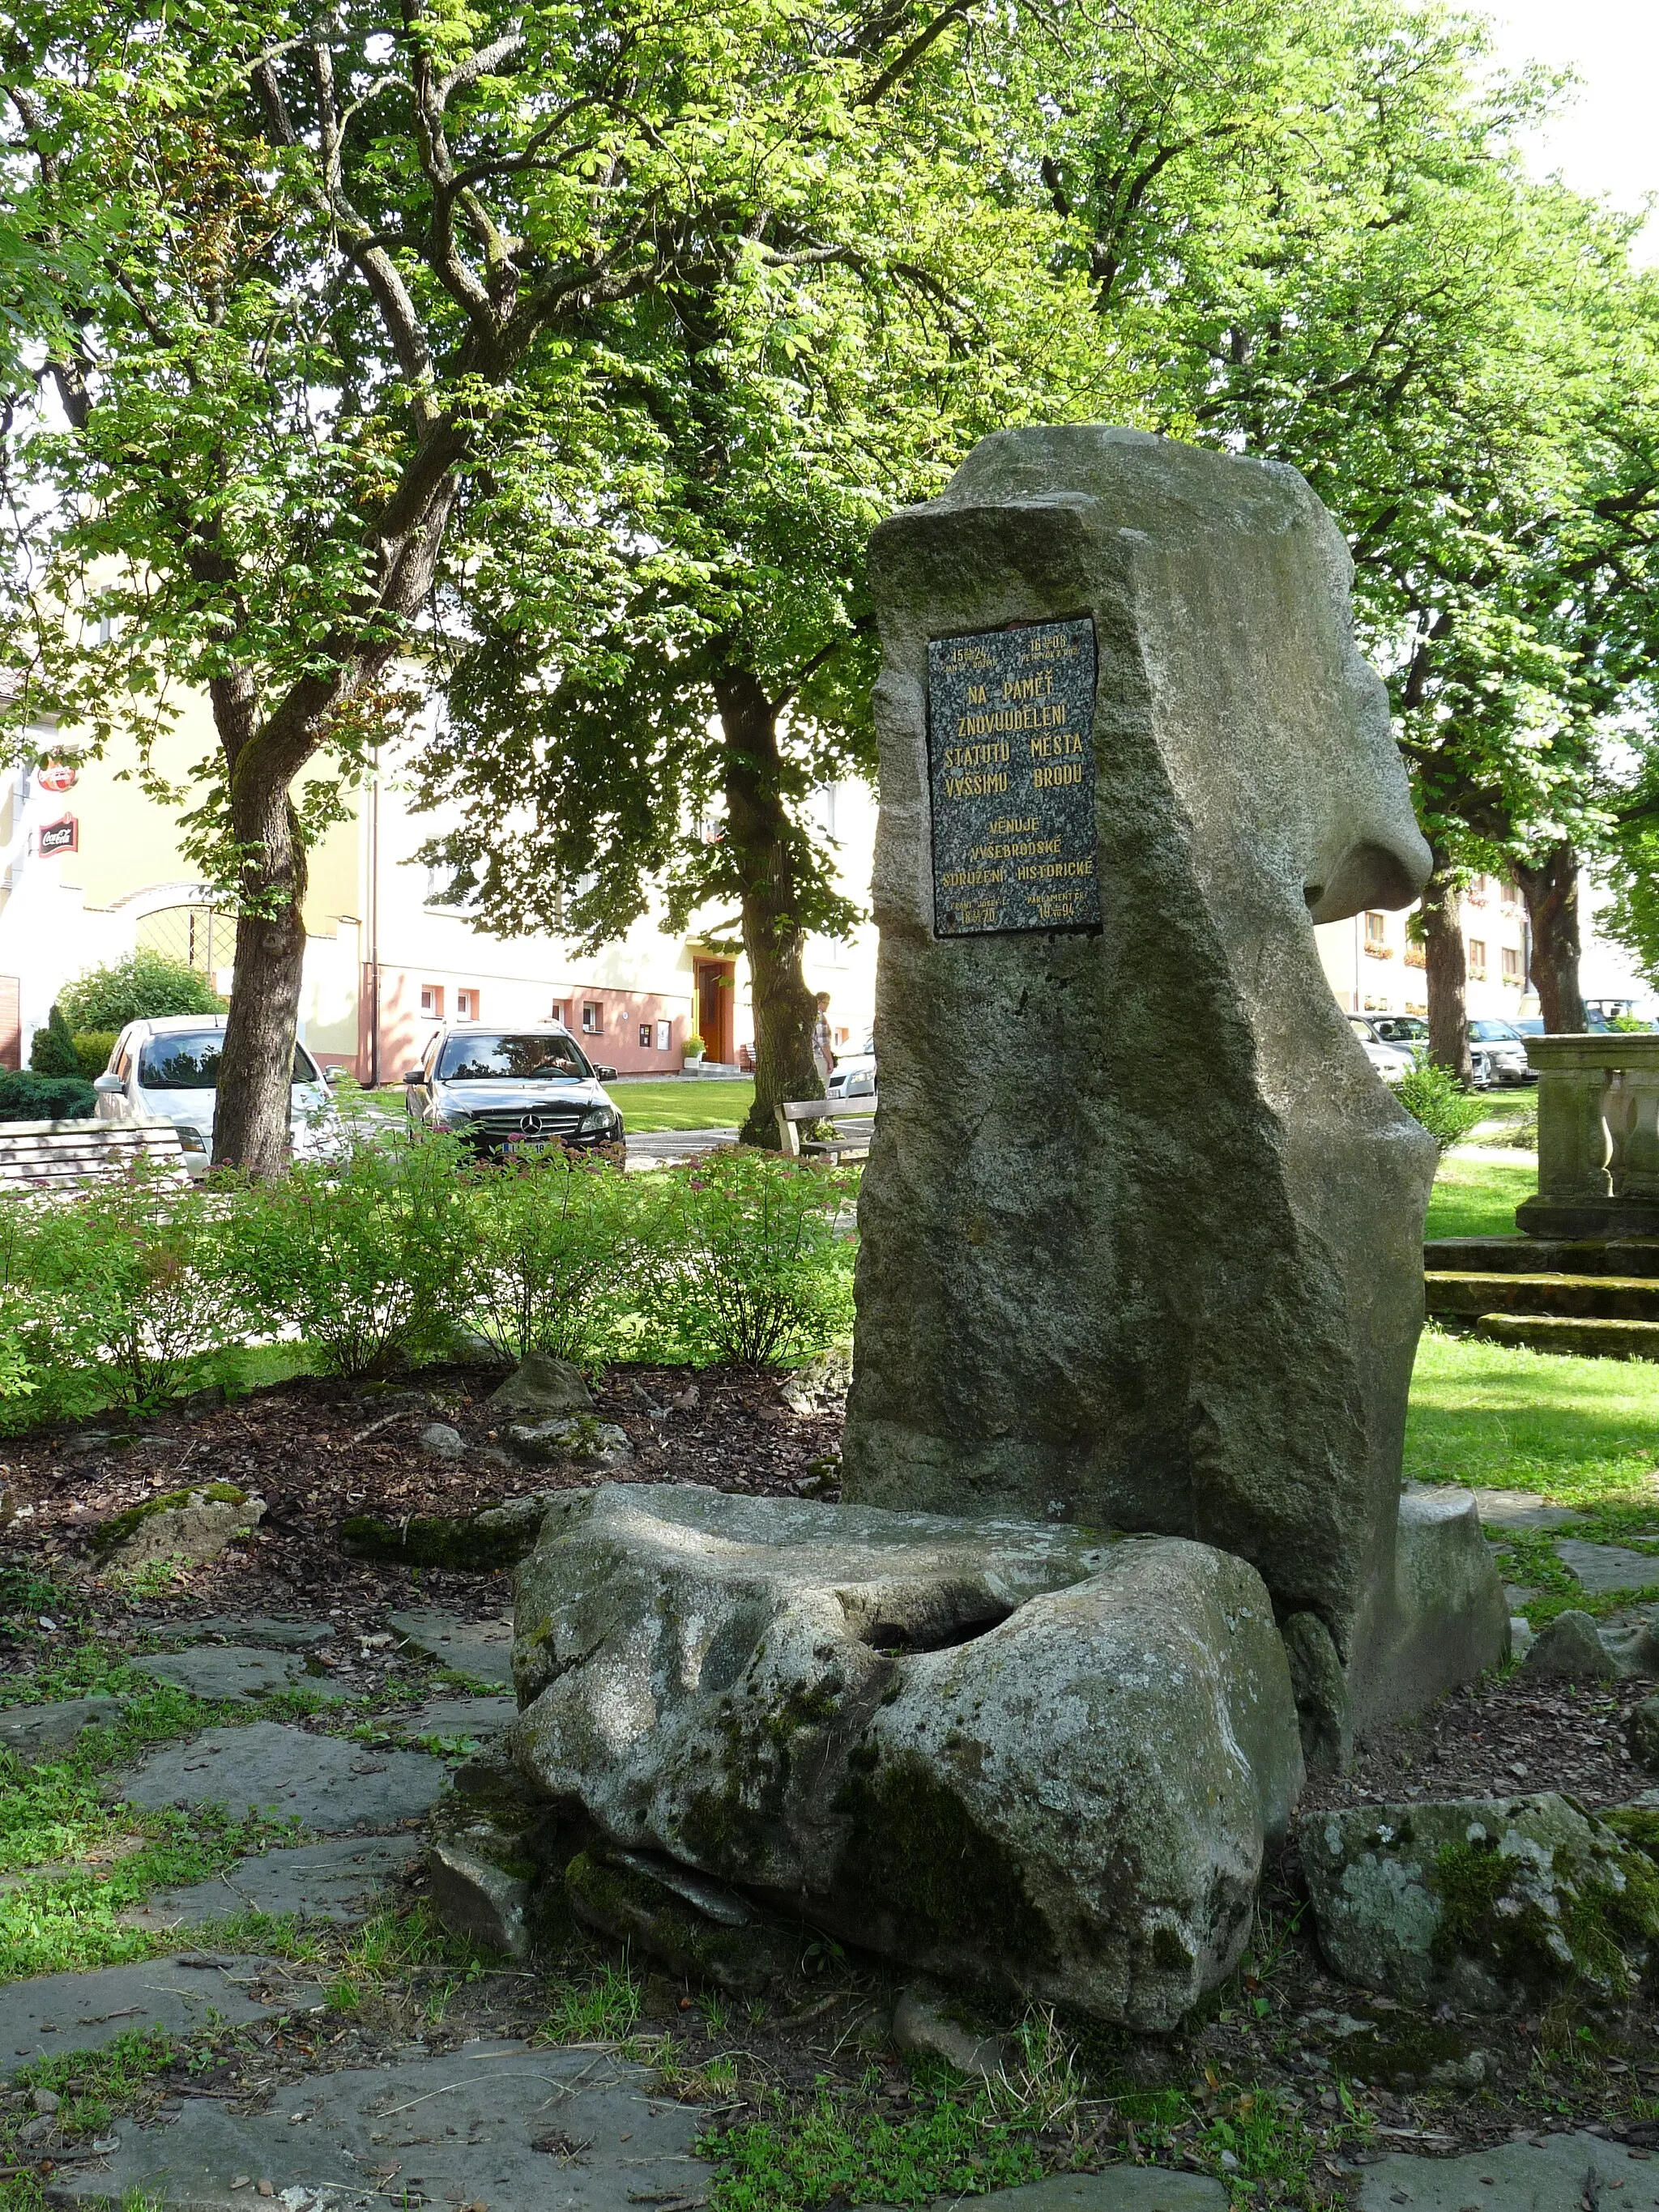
[
  {"xmin": 0, "ymin": 1958, "xmax": 284, "ymax": 2065},
  {"xmin": 120, "ymin": 1720, "xmax": 446, "ymax": 1830},
  {"xmin": 385, "ymin": 1695, "xmax": 518, "ymax": 1740},
  {"xmin": 1355, "ymin": 2130, "xmax": 1648, "ymax": 2210},
  {"xmin": 134, "ymin": 1648, "xmax": 361, "ymax": 1703},
  {"xmin": 123, "ymin": 1836, "xmax": 424, "ymax": 1931},
  {"xmin": 43, "ymin": 2040, "xmax": 706, "ymax": 2212},
  {"xmin": 387, "ymin": 1610, "xmax": 514, "ymax": 1688}
]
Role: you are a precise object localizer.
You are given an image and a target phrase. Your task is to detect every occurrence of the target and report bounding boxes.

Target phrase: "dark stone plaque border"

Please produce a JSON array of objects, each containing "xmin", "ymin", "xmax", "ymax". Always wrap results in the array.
[{"xmin": 926, "ymin": 615, "xmax": 1100, "ymax": 940}]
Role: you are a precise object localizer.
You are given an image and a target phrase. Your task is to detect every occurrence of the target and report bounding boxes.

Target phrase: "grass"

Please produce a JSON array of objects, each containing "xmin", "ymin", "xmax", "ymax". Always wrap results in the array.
[
  {"xmin": 1424, "ymin": 1152, "xmax": 1536, "ymax": 1242},
  {"xmin": 606, "ymin": 1077, "xmax": 755, "ymax": 1132}
]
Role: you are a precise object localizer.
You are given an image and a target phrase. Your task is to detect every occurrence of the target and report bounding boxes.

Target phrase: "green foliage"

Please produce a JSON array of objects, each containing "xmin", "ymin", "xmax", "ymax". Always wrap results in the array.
[
  {"xmin": 228, "ymin": 1127, "xmax": 472, "ymax": 1377},
  {"xmin": 702, "ymin": 2082, "xmax": 1046, "ymax": 2212},
  {"xmin": 642, "ymin": 1153, "xmax": 857, "ymax": 1366},
  {"xmin": 0, "ymin": 1070, "xmax": 96, "ymax": 1123},
  {"xmin": 539, "ymin": 1960, "xmax": 643, "ymax": 2045},
  {"xmin": 58, "ymin": 953, "xmax": 224, "ymax": 1032},
  {"xmin": 460, "ymin": 1150, "xmax": 642, "ymax": 1365},
  {"xmin": 1397, "ymin": 1063, "xmax": 1486, "ymax": 1151},
  {"xmin": 28, "ymin": 1004, "xmax": 80, "ymax": 1078},
  {"xmin": 73, "ymin": 1030, "xmax": 119, "ymax": 1080}
]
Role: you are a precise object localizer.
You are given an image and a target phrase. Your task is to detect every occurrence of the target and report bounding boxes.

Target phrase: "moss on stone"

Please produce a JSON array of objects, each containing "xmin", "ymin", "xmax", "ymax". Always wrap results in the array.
[
  {"xmin": 339, "ymin": 1510, "xmax": 536, "ymax": 1571},
  {"xmin": 1430, "ymin": 1826, "xmax": 1659, "ymax": 2000},
  {"xmin": 833, "ymin": 1749, "xmax": 1055, "ymax": 1968},
  {"xmin": 93, "ymin": 1482, "xmax": 249, "ymax": 1555},
  {"xmin": 565, "ymin": 1849, "xmax": 792, "ymax": 1994}
]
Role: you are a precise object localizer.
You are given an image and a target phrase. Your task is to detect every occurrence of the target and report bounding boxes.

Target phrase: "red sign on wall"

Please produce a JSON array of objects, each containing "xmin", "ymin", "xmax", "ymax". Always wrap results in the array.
[
  {"xmin": 37, "ymin": 764, "xmax": 77, "ymax": 793},
  {"xmin": 38, "ymin": 816, "xmax": 78, "ymax": 856}
]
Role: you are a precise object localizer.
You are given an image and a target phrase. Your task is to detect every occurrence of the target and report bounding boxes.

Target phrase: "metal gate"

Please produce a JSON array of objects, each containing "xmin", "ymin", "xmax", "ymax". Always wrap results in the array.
[{"xmin": 135, "ymin": 905, "xmax": 229, "ymax": 974}]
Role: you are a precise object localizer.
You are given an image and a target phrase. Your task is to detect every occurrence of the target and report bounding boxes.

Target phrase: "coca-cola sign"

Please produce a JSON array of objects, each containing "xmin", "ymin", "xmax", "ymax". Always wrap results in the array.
[
  {"xmin": 36, "ymin": 763, "xmax": 77, "ymax": 793},
  {"xmin": 38, "ymin": 815, "xmax": 77, "ymax": 856}
]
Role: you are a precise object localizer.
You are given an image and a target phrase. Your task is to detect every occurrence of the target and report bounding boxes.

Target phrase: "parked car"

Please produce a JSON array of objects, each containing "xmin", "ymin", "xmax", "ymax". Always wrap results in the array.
[
  {"xmin": 92, "ymin": 1013, "xmax": 340, "ymax": 1177},
  {"xmin": 1465, "ymin": 1017, "xmax": 1533, "ymax": 1087},
  {"xmin": 1368, "ymin": 1014, "xmax": 1427, "ymax": 1053},
  {"xmin": 825, "ymin": 1034, "xmax": 876, "ymax": 1101},
  {"xmin": 404, "ymin": 1022, "xmax": 624, "ymax": 1157},
  {"xmin": 1347, "ymin": 1016, "xmax": 1414, "ymax": 1085}
]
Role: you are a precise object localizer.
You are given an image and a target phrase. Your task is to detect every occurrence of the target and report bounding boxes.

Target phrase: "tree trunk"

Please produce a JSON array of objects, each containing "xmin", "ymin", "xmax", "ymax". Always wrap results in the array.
[
  {"xmin": 1422, "ymin": 853, "xmax": 1471, "ymax": 1082},
  {"xmin": 717, "ymin": 669, "xmax": 822, "ymax": 1149},
  {"xmin": 1515, "ymin": 842, "xmax": 1586, "ymax": 1032},
  {"xmin": 212, "ymin": 760, "xmax": 309, "ymax": 1175}
]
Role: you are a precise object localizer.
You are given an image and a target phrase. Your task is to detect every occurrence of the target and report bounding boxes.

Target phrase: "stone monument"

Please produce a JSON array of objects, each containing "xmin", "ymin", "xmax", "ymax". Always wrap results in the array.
[{"xmin": 841, "ymin": 425, "xmax": 1504, "ymax": 1747}]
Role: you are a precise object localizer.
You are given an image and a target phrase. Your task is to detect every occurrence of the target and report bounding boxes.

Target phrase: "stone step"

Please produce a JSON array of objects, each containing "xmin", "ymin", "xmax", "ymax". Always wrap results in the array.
[
  {"xmin": 1472, "ymin": 1312, "xmax": 1659, "ymax": 1362},
  {"xmin": 1425, "ymin": 1234, "xmax": 1659, "ymax": 1276},
  {"xmin": 1426, "ymin": 1270, "xmax": 1659, "ymax": 1322}
]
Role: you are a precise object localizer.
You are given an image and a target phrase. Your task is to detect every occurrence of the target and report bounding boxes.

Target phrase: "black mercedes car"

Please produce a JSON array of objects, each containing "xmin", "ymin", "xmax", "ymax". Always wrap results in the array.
[{"xmin": 404, "ymin": 1023, "xmax": 624, "ymax": 1157}]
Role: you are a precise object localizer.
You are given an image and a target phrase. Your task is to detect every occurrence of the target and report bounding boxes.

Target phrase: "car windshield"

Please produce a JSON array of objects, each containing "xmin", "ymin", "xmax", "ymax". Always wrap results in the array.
[
  {"xmin": 437, "ymin": 1031, "xmax": 591, "ymax": 1082},
  {"xmin": 1469, "ymin": 1021, "xmax": 1520, "ymax": 1042},
  {"xmin": 139, "ymin": 1033, "xmax": 321, "ymax": 1089},
  {"xmin": 1371, "ymin": 1017, "xmax": 1426, "ymax": 1042}
]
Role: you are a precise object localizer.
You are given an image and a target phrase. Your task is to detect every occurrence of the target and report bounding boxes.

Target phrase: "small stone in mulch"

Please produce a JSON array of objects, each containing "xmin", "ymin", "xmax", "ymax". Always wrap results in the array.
[
  {"xmin": 384, "ymin": 1695, "xmax": 518, "ymax": 1741},
  {"xmin": 118, "ymin": 1720, "xmax": 446, "ymax": 1831},
  {"xmin": 488, "ymin": 1352, "xmax": 592, "ymax": 1416},
  {"xmin": 387, "ymin": 1609, "xmax": 514, "ymax": 1688},
  {"xmin": 131, "ymin": 1648, "xmax": 360, "ymax": 1704},
  {"xmin": 1355, "ymin": 2131, "xmax": 1623, "ymax": 2211},
  {"xmin": 122, "ymin": 1835, "xmax": 422, "ymax": 1930},
  {"xmin": 0, "ymin": 1956, "xmax": 282, "ymax": 2069},
  {"xmin": 1518, "ymin": 1609, "xmax": 1622, "ymax": 1682},
  {"xmin": 420, "ymin": 1422, "xmax": 467, "ymax": 1460},
  {"xmin": 42, "ymin": 2041, "xmax": 703, "ymax": 2212},
  {"xmin": 171, "ymin": 1617, "xmax": 334, "ymax": 1651},
  {"xmin": 0, "ymin": 1697, "xmax": 124, "ymax": 1758}
]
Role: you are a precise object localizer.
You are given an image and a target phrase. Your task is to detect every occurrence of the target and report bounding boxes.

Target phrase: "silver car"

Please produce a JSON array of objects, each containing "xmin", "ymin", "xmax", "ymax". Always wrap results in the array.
[
  {"xmin": 404, "ymin": 1022, "xmax": 623, "ymax": 1157},
  {"xmin": 825, "ymin": 1034, "xmax": 876, "ymax": 1101},
  {"xmin": 93, "ymin": 1013, "xmax": 340, "ymax": 1177}
]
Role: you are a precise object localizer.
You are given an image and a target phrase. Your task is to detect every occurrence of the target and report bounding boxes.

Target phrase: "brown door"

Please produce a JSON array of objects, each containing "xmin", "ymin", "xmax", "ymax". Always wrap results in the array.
[{"xmin": 694, "ymin": 961, "xmax": 734, "ymax": 1065}]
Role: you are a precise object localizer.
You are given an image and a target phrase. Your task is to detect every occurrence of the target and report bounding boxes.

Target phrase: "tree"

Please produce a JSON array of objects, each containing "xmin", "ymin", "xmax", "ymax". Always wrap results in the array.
[{"xmin": 2, "ymin": 0, "xmax": 1029, "ymax": 1170}]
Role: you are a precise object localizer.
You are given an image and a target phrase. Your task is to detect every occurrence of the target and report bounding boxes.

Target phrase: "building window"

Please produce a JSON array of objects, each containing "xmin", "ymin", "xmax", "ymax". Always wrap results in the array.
[
  {"xmin": 1502, "ymin": 946, "xmax": 1523, "ymax": 984},
  {"xmin": 1363, "ymin": 911, "xmax": 1391, "ymax": 957},
  {"xmin": 420, "ymin": 984, "xmax": 444, "ymax": 1017},
  {"xmin": 655, "ymin": 1019, "xmax": 672, "ymax": 1052},
  {"xmin": 582, "ymin": 1002, "xmax": 602, "ymax": 1034},
  {"xmin": 1468, "ymin": 940, "xmax": 1487, "ymax": 980},
  {"xmin": 638, "ymin": 1023, "xmax": 652, "ymax": 1050},
  {"xmin": 455, "ymin": 987, "xmax": 478, "ymax": 1020},
  {"xmin": 1500, "ymin": 880, "xmax": 1520, "ymax": 907},
  {"xmin": 550, "ymin": 1000, "xmax": 568, "ymax": 1026},
  {"xmin": 1404, "ymin": 942, "xmax": 1427, "ymax": 970}
]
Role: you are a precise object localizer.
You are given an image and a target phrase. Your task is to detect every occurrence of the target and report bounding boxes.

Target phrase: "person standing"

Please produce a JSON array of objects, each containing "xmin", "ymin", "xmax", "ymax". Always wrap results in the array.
[{"xmin": 812, "ymin": 991, "xmax": 835, "ymax": 1085}]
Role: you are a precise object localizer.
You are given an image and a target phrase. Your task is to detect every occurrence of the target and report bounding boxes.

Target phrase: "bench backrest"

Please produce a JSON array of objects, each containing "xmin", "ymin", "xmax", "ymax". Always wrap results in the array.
[
  {"xmin": 774, "ymin": 1096, "xmax": 877, "ymax": 1158},
  {"xmin": 0, "ymin": 1115, "xmax": 191, "ymax": 1191}
]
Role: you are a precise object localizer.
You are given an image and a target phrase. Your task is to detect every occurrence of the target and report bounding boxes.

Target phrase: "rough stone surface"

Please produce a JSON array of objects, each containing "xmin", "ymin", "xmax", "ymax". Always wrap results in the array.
[
  {"xmin": 868, "ymin": 2179, "xmax": 1222, "ymax": 2212},
  {"xmin": 1354, "ymin": 2131, "xmax": 1627, "ymax": 2212},
  {"xmin": 1518, "ymin": 1609, "xmax": 1621, "ymax": 1682},
  {"xmin": 846, "ymin": 424, "xmax": 1461, "ymax": 1736},
  {"xmin": 40, "ymin": 2041, "xmax": 705, "ymax": 2212},
  {"xmin": 488, "ymin": 1351, "xmax": 593, "ymax": 1416},
  {"xmin": 389, "ymin": 1608, "xmax": 514, "ymax": 1688},
  {"xmin": 779, "ymin": 1343, "xmax": 853, "ymax": 1417},
  {"xmin": 565, "ymin": 1847, "xmax": 801, "ymax": 1995},
  {"xmin": 1407, "ymin": 1484, "xmax": 1575, "ymax": 1534},
  {"xmin": 425, "ymin": 1837, "xmax": 534, "ymax": 1958},
  {"xmin": 1555, "ymin": 1536, "xmax": 1659, "ymax": 1595},
  {"xmin": 1297, "ymin": 1793, "xmax": 1659, "ymax": 2006},
  {"xmin": 386, "ymin": 1695, "xmax": 519, "ymax": 1741},
  {"xmin": 0, "ymin": 1697, "xmax": 123, "ymax": 1758},
  {"xmin": 119, "ymin": 1720, "xmax": 446, "ymax": 1831},
  {"xmin": 505, "ymin": 1414, "xmax": 633, "ymax": 1472},
  {"xmin": 0, "ymin": 1957, "xmax": 281, "ymax": 2066},
  {"xmin": 419, "ymin": 1421, "xmax": 466, "ymax": 1460},
  {"xmin": 122, "ymin": 1835, "xmax": 421, "ymax": 1929},
  {"xmin": 94, "ymin": 1486, "xmax": 265, "ymax": 1572},
  {"xmin": 132, "ymin": 1647, "xmax": 359, "ymax": 1703},
  {"xmin": 343, "ymin": 1495, "xmax": 552, "ymax": 1572},
  {"xmin": 509, "ymin": 1483, "xmax": 1303, "ymax": 2028},
  {"xmin": 172, "ymin": 1617, "xmax": 334, "ymax": 1650},
  {"xmin": 890, "ymin": 1985, "xmax": 1006, "ymax": 2080},
  {"xmin": 1629, "ymin": 1694, "xmax": 1659, "ymax": 1770}
]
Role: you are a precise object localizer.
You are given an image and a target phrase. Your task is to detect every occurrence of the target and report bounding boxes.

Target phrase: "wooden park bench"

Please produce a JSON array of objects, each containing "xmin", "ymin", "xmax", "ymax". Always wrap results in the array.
[
  {"xmin": 774, "ymin": 1095, "xmax": 878, "ymax": 1164},
  {"xmin": 0, "ymin": 1115, "xmax": 193, "ymax": 1193}
]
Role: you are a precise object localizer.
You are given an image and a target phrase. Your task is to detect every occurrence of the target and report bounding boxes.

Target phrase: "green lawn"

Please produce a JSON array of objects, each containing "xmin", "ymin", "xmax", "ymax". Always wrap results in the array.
[
  {"xmin": 607, "ymin": 1076, "xmax": 755, "ymax": 1132},
  {"xmin": 1423, "ymin": 1152, "xmax": 1534, "ymax": 1241}
]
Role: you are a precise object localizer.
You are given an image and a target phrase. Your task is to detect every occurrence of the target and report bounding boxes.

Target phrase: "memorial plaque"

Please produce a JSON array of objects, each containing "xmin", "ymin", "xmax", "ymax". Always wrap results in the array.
[{"xmin": 927, "ymin": 616, "xmax": 1099, "ymax": 937}]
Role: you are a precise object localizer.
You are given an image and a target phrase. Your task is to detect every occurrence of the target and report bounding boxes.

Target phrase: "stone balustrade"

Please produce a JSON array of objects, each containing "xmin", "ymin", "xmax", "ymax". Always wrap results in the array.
[{"xmin": 1519, "ymin": 1033, "xmax": 1659, "ymax": 1238}]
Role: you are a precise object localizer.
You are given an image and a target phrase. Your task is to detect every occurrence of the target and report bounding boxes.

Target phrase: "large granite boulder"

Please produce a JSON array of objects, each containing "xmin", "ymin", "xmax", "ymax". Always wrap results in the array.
[
  {"xmin": 1298, "ymin": 1794, "xmax": 1659, "ymax": 2006},
  {"xmin": 505, "ymin": 1482, "xmax": 1303, "ymax": 2029},
  {"xmin": 842, "ymin": 425, "xmax": 1495, "ymax": 1741}
]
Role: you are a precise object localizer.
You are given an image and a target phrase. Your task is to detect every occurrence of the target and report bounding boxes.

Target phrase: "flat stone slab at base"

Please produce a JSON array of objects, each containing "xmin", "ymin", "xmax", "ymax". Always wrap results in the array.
[
  {"xmin": 386, "ymin": 1696, "xmax": 519, "ymax": 1741},
  {"xmin": 389, "ymin": 1609, "xmax": 514, "ymax": 1688},
  {"xmin": 0, "ymin": 1958, "xmax": 282, "ymax": 2066},
  {"xmin": 132, "ymin": 1649, "xmax": 360, "ymax": 1703},
  {"xmin": 1355, "ymin": 2132, "xmax": 1631, "ymax": 2210},
  {"xmin": 866, "ymin": 2176, "xmax": 1223, "ymax": 2212},
  {"xmin": 1555, "ymin": 1538, "xmax": 1659, "ymax": 1596},
  {"xmin": 0, "ymin": 1698, "xmax": 124, "ymax": 1758},
  {"xmin": 170, "ymin": 1617, "xmax": 335, "ymax": 1650},
  {"xmin": 42, "ymin": 2040, "xmax": 705, "ymax": 2212},
  {"xmin": 123, "ymin": 1836, "xmax": 421, "ymax": 1929},
  {"xmin": 119, "ymin": 1722, "xmax": 445, "ymax": 1831},
  {"xmin": 1406, "ymin": 1485, "xmax": 1574, "ymax": 1534}
]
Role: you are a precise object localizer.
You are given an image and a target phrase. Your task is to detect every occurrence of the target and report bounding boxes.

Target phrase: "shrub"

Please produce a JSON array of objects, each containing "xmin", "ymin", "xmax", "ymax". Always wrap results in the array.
[
  {"xmin": 73, "ymin": 1031, "xmax": 118, "ymax": 1081},
  {"xmin": 58, "ymin": 951, "xmax": 224, "ymax": 1032},
  {"xmin": 229, "ymin": 1127, "xmax": 472, "ymax": 1377},
  {"xmin": 0, "ymin": 1070, "xmax": 97, "ymax": 1122},
  {"xmin": 28, "ymin": 1004, "xmax": 81, "ymax": 1077},
  {"xmin": 640, "ymin": 1149, "xmax": 856, "ymax": 1365},
  {"xmin": 1397, "ymin": 1062, "xmax": 1486, "ymax": 1150},
  {"xmin": 461, "ymin": 1149, "xmax": 644, "ymax": 1364}
]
